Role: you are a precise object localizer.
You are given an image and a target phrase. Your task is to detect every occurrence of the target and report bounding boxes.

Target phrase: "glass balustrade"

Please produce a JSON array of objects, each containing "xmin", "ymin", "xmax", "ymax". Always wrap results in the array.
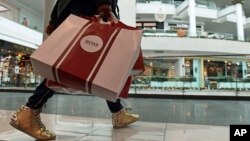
[
  {"xmin": 143, "ymin": 29, "xmax": 240, "ymax": 41},
  {"xmin": 136, "ymin": 0, "xmax": 216, "ymax": 9},
  {"xmin": 196, "ymin": 0, "xmax": 216, "ymax": 9},
  {"xmin": 130, "ymin": 56, "xmax": 250, "ymax": 97}
]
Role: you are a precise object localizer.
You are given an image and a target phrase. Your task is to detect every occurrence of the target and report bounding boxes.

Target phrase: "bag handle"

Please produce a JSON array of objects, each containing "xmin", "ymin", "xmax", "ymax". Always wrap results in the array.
[
  {"xmin": 81, "ymin": 14, "xmax": 140, "ymax": 30},
  {"xmin": 92, "ymin": 13, "xmax": 119, "ymax": 26}
]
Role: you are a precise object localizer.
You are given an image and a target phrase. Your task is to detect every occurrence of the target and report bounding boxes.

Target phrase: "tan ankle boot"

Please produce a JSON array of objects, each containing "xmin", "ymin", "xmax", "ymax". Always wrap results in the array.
[
  {"xmin": 10, "ymin": 106, "xmax": 56, "ymax": 140},
  {"xmin": 112, "ymin": 108, "xmax": 139, "ymax": 128}
]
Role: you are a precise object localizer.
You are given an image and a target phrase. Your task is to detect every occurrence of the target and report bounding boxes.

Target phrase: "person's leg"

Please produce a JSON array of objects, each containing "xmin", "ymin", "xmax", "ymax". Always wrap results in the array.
[
  {"xmin": 26, "ymin": 79, "xmax": 54, "ymax": 109},
  {"xmin": 106, "ymin": 99, "xmax": 123, "ymax": 113},
  {"xmin": 10, "ymin": 79, "xmax": 56, "ymax": 140},
  {"xmin": 106, "ymin": 99, "xmax": 139, "ymax": 128}
]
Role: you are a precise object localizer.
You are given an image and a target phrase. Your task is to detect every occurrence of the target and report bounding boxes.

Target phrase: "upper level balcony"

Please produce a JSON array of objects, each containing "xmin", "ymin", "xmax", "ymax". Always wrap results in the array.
[
  {"xmin": 141, "ymin": 29, "xmax": 250, "ymax": 57},
  {"xmin": 0, "ymin": 17, "xmax": 42, "ymax": 49},
  {"xmin": 136, "ymin": 0, "xmax": 249, "ymax": 25}
]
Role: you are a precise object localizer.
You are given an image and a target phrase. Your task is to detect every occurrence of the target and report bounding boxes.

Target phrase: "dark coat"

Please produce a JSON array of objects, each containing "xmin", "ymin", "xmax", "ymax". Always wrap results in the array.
[{"xmin": 49, "ymin": 0, "xmax": 119, "ymax": 27}]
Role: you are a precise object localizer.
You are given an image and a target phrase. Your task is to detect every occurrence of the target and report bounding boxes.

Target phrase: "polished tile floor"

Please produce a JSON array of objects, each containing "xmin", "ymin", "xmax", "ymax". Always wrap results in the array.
[{"xmin": 0, "ymin": 92, "xmax": 249, "ymax": 141}]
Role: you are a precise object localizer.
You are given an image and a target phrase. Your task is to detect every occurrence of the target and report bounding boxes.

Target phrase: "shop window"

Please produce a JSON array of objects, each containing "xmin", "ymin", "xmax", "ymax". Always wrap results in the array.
[
  {"xmin": 204, "ymin": 60, "xmax": 243, "ymax": 79},
  {"xmin": 136, "ymin": 22, "xmax": 157, "ymax": 29},
  {"xmin": 0, "ymin": 40, "xmax": 41, "ymax": 87}
]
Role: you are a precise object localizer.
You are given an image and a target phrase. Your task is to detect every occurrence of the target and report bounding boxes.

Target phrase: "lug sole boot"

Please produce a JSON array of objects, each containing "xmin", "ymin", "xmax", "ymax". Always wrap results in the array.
[
  {"xmin": 112, "ymin": 108, "xmax": 139, "ymax": 128},
  {"xmin": 10, "ymin": 106, "xmax": 56, "ymax": 140}
]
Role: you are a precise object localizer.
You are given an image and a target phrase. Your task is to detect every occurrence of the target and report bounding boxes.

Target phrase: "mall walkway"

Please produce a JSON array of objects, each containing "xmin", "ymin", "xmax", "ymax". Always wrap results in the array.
[{"xmin": 0, "ymin": 92, "xmax": 249, "ymax": 140}]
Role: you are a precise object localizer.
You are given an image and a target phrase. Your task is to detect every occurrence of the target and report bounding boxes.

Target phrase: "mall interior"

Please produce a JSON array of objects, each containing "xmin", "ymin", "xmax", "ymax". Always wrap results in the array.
[{"xmin": 0, "ymin": 0, "xmax": 250, "ymax": 140}]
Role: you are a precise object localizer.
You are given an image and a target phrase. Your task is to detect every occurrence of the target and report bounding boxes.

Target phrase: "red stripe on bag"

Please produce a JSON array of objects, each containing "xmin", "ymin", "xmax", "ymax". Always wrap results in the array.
[
  {"xmin": 56, "ymin": 22, "xmax": 118, "ymax": 92},
  {"xmin": 52, "ymin": 21, "xmax": 92, "ymax": 82},
  {"xmin": 87, "ymin": 29, "xmax": 121, "ymax": 93}
]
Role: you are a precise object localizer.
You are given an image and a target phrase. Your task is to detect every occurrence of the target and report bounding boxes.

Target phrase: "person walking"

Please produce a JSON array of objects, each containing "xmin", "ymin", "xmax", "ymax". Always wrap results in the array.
[{"xmin": 10, "ymin": 0, "xmax": 139, "ymax": 140}]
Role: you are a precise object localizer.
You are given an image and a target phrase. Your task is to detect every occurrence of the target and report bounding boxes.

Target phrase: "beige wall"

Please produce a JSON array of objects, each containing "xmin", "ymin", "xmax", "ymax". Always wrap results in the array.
[
  {"xmin": 118, "ymin": 0, "xmax": 136, "ymax": 27},
  {"xmin": 0, "ymin": 0, "xmax": 19, "ymax": 22},
  {"xmin": 43, "ymin": 0, "xmax": 56, "ymax": 40}
]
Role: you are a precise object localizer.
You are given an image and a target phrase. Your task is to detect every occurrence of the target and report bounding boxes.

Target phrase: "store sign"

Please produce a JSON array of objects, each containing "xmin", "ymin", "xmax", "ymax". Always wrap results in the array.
[{"xmin": 154, "ymin": 8, "xmax": 166, "ymax": 22}]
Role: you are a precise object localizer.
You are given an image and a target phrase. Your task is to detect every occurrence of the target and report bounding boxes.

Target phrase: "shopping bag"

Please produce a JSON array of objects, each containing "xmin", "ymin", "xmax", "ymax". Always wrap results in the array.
[
  {"xmin": 31, "ymin": 14, "xmax": 143, "ymax": 102},
  {"xmin": 45, "ymin": 54, "xmax": 143, "ymax": 98},
  {"xmin": 132, "ymin": 49, "xmax": 145, "ymax": 75},
  {"xmin": 118, "ymin": 76, "xmax": 132, "ymax": 98},
  {"xmin": 46, "ymin": 76, "xmax": 132, "ymax": 98},
  {"xmin": 46, "ymin": 50, "xmax": 144, "ymax": 98}
]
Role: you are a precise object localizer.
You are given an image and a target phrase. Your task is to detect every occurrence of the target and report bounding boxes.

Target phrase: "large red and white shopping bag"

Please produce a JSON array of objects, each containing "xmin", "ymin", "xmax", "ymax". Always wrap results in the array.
[
  {"xmin": 31, "ymin": 14, "xmax": 143, "ymax": 102},
  {"xmin": 46, "ymin": 76, "xmax": 132, "ymax": 98},
  {"xmin": 45, "ymin": 50, "xmax": 144, "ymax": 98}
]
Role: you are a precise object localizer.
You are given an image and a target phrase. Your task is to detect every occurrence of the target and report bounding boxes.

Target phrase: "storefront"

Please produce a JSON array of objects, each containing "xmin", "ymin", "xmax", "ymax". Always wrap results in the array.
[
  {"xmin": 134, "ymin": 57, "xmax": 250, "ymax": 90},
  {"xmin": 0, "ymin": 40, "xmax": 42, "ymax": 87}
]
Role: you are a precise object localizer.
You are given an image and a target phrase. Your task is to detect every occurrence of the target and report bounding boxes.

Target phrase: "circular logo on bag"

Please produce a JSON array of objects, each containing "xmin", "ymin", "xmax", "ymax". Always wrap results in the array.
[{"xmin": 80, "ymin": 35, "xmax": 103, "ymax": 52}]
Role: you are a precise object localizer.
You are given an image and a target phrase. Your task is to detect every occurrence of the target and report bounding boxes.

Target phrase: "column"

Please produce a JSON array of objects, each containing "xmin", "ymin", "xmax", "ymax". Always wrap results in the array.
[
  {"xmin": 43, "ymin": 0, "xmax": 57, "ymax": 40},
  {"xmin": 199, "ymin": 59, "xmax": 204, "ymax": 88},
  {"xmin": 188, "ymin": 0, "xmax": 197, "ymax": 37},
  {"xmin": 118, "ymin": 0, "xmax": 136, "ymax": 27},
  {"xmin": 164, "ymin": 21, "xmax": 170, "ymax": 30},
  {"xmin": 237, "ymin": 13, "xmax": 247, "ymax": 78},
  {"xmin": 242, "ymin": 62, "xmax": 247, "ymax": 78},
  {"xmin": 0, "ymin": 61, "xmax": 3, "ymax": 86},
  {"xmin": 233, "ymin": 0, "xmax": 246, "ymax": 78},
  {"xmin": 235, "ymin": 3, "xmax": 245, "ymax": 41},
  {"xmin": 193, "ymin": 59, "xmax": 202, "ymax": 89},
  {"xmin": 178, "ymin": 57, "xmax": 185, "ymax": 77}
]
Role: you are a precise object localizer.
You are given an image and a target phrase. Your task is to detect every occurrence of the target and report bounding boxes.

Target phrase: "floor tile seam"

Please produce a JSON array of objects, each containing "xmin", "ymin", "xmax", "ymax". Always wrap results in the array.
[
  {"xmin": 54, "ymin": 128, "xmax": 92, "ymax": 135},
  {"xmin": 163, "ymin": 122, "xmax": 168, "ymax": 141},
  {"xmin": 53, "ymin": 130, "xmax": 86, "ymax": 141},
  {"xmin": 78, "ymin": 126, "xmax": 107, "ymax": 140},
  {"xmin": 0, "ymin": 130, "xmax": 18, "ymax": 136}
]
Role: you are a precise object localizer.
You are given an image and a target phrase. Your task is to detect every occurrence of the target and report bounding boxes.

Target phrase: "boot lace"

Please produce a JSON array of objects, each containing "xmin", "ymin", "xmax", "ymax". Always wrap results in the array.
[
  {"xmin": 34, "ymin": 108, "xmax": 46, "ymax": 130},
  {"xmin": 34, "ymin": 105, "xmax": 55, "ymax": 136}
]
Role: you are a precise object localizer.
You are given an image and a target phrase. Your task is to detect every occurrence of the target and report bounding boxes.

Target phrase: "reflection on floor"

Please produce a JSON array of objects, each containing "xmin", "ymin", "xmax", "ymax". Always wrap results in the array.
[
  {"xmin": 0, "ymin": 110, "xmax": 228, "ymax": 141},
  {"xmin": 0, "ymin": 92, "xmax": 249, "ymax": 140}
]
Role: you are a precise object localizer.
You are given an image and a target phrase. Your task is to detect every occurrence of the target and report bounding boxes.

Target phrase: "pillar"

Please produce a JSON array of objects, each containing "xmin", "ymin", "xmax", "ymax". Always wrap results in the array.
[
  {"xmin": 242, "ymin": 62, "xmax": 247, "ymax": 78},
  {"xmin": 178, "ymin": 57, "xmax": 185, "ymax": 77},
  {"xmin": 118, "ymin": 0, "xmax": 136, "ymax": 27},
  {"xmin": 164, "ymin": 21, "xmax": 170, "ymax": 30},
  {"xmin": 188, "ymin": 0, "xmax": 197, "ymax": 37},
  {"xmin": 193, "ymin": 59, "xmax": 202, "ymax": 88},
  {"xmin": 233, "ymin": 1, "xmax": 246, "ymax": 78},
  {"xmin": 235, "ymin": 3, "xmax": 245, "ymax": 41}
]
